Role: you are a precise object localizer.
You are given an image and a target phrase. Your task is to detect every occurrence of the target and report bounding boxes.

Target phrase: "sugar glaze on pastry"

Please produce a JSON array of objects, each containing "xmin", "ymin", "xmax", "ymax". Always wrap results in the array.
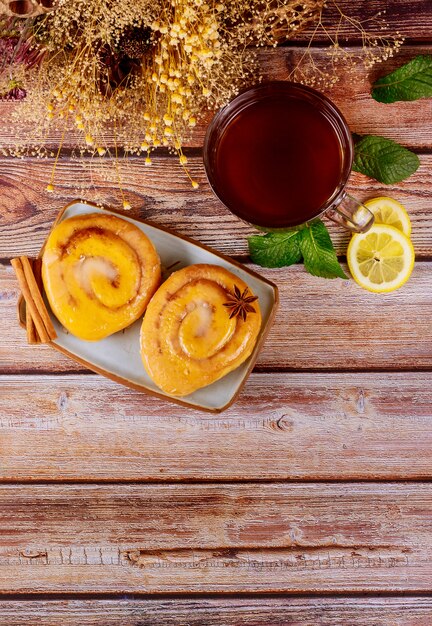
[
  {"xmin": 140, "ymin": 264, "xmax": 261, "ymax": 396},
  {"xmin": 42, "ymin": 213, "xmax": 161, "ymax": 340}
]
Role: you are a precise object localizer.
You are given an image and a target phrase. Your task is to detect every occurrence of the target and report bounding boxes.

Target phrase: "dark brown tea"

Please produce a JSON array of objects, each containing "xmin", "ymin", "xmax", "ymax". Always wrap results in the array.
[{"xmin": 208, "ymin": 86, "xmax": 345, "ymax": 228}]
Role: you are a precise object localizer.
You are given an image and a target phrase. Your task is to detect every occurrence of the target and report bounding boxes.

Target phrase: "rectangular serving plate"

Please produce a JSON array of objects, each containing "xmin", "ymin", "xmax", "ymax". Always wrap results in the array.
[{"xmin": 18, "ymin": 200, "xmax": 279, "ymax": 412}]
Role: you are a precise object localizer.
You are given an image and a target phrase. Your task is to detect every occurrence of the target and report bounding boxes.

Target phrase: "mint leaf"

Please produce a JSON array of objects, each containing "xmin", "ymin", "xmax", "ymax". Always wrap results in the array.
[
  {"xmin": 372, "ymin": 55, "xmax": 432, "ymax": 103},
  {"xmin": 353, "ymin": 135, "xmax": 420, "ymax": 184},
  {"xmin": 299, "ymin": 220, "xmax": 347, "ymax": 280},
  {"xmin": 248, "ymin": 231, "xmax": 301, "ymax": 268}
]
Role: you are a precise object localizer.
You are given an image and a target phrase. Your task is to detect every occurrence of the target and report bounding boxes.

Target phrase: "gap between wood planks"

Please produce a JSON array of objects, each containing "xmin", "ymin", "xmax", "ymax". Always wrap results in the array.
[
  {"xmin": 4, "ymin": 256, "xmax": 432, "ymax": 267},
  {"xmin": 1, "ymin": 478, "xmax": 432, "ymax": 485},
  {"xmin": 6, "ymin": 254, "xmax": 432, "ymax": 266},
  {"xmin": 3, "ymin": 362, "xmax": 432, "ymax": 373},
  {"xmin": 1, "ymin": 592, "xmax": 432, "ymax": 599},
  {"xmin": 0, "ymin": 143, "xmax": 429, "ymax": 160}
]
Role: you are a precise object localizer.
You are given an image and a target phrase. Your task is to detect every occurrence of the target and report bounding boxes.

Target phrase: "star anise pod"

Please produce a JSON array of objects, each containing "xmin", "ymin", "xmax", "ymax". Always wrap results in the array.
[{"xmin": 223, "ymin": 285, "xmax": 258, "ymax": 322}]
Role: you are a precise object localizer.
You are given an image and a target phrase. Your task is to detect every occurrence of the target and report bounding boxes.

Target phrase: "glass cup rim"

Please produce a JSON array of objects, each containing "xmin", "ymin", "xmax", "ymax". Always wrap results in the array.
[{"xmin": 203, "ymin": 80, "xmax": 354, "ymax": 230}]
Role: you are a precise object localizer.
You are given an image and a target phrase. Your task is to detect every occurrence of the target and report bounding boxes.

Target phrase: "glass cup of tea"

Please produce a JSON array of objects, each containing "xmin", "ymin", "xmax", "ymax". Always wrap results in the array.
[{"xmin": 203, "ymin": 81, "xmax": 374, "ymax": 233}]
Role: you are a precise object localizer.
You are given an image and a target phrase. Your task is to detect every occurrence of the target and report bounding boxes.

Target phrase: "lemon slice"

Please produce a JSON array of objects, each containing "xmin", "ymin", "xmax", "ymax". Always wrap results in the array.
[
  {"xmin": 364, "ymin": 196, "xmax": 411, "ymax": 237},
  {"xmin": 347, "ymin": 224, "xmax": 415, "ymax": 293}
]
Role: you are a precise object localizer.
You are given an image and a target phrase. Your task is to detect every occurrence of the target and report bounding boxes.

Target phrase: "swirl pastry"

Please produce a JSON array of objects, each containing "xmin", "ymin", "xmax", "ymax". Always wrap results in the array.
[
  {"xmin": 140, "ymin": 264, "xmax": 261, "ymax": 396},
  {"xmin": 42, "ymin": 213, "xmax": 161, "ymax": 340}
]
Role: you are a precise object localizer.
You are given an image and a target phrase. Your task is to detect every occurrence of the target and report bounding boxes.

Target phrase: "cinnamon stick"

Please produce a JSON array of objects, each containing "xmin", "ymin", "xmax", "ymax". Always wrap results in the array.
[
  {"xmin": 25, "ymin": 258, "xmax": 38, "ymax": 344},
  {"xmin": 33, "ymin": 258, "xmax": 43, "ymax": 293},
  {"xmin": 21, "ymin": 256, "xmax": 57, "ymax": 341},
  {"xmin": 26, "ymin": 258, "xmax": 45, "ymax": 343},
  {"xmin": 11, "ymin": 257, "xmax": 57, "ymax": 343}
]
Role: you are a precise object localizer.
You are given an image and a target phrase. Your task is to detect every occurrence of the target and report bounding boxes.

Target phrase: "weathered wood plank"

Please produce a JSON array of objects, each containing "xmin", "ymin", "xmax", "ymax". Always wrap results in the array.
[
  {"xmin": 0, "ymin": 0, "xmax": 429, "ymax": 605},
  {"xmin": 260, "ymin": 46, "xmax": 432, "ymax": 147},
  {"xmin": 1, "ymin": 598, "xmax": 432, "ymax": 625},
  {"xmin": 1, "ymin": 261, "xmax": 431, "ymax": 372},
  {"xmin": 0, "ymin": 483, "xmax": 430, "ymax": 592},
  {"xmin": 0, "ymin": 46, "xmax": 430, "ymax": 150},
  {"xmin": 0, "ymin": 372, "xmax": 431, "ymax": 481},
  {"xmin": 0, "ymin": 154, "xmax": 431, "ymax": 259},
  {"xmin": 296, "ymin": 0, "xmax": 432, "ymax": 43}
]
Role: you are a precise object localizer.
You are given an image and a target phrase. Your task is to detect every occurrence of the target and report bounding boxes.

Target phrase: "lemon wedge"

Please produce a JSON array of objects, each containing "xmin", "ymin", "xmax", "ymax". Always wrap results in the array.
[
  {"xmin": 347, "ymin": 224, "xmax": 415, "ymax": 293},
  {"xmin": 364, "ymin": 196, "xmax": 411, "ymax": 237}
]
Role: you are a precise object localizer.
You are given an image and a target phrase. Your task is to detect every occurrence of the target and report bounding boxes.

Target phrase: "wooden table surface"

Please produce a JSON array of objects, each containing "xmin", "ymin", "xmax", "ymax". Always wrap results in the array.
[{"xmin": 1, "ymin": 1, "xmax": 432, "ymax": 623}]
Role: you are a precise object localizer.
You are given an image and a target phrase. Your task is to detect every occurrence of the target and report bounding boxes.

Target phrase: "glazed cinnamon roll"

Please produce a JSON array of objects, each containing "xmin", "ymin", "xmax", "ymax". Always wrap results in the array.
[
  {"xmin": 42, "ymin": 213, "xmax": 161, "ymax": 340},
  {"xmin": 140, "ymin": 264, "xmax": 261, "ymax": 396}
]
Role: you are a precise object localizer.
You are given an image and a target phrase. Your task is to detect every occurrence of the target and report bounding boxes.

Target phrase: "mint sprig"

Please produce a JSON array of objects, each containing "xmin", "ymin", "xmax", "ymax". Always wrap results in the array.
[
  {"xmin": 248, "ymin": 220, "xmax": 347, "ymax": 280},
  {"xmin": 299, "ymin": 221, "xmax": 347, "ymax": 279},
  {"xmin": 372, "ymin": 54, "xmax": 432, "ymax": 103},
  {"xmin": 353, "ymin": 135, "xmax": 420, "ymax": 184},
  {"xmin": 248, "ymin": 231, "xmax": 301, "ymax": 268}
]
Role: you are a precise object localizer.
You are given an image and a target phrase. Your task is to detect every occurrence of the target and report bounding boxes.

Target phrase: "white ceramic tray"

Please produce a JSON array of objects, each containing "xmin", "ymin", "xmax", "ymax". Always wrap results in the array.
[{"xmin": 19, "ymin": 201, "xmax": 279, "ymax": 412}]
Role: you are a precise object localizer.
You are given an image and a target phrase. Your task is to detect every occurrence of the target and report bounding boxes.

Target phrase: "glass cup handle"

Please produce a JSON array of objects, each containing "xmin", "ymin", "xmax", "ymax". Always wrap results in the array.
[{"xmin": 326, "ymin": 193, "xmax": 375, "ymax": 233}]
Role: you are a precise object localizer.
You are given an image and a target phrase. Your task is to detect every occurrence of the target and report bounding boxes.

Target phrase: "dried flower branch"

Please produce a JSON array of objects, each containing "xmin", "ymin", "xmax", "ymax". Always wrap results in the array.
[
  {"xmin": 0, "ymin": 0, "xmax": 403, "ymax": 208},
  {"xmin": 288, "ymin": 0, "xmax": 404, "ymax": 89},
  {"xmin": 0, "ymin": 16, "xmax": 44, "ymax": 99}
]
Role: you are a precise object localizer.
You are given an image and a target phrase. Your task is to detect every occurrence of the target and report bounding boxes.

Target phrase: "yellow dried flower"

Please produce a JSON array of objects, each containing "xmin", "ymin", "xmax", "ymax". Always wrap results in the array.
[{"xmin": 2, "ymin": 0, "xmax": 402, "ymax": 208}]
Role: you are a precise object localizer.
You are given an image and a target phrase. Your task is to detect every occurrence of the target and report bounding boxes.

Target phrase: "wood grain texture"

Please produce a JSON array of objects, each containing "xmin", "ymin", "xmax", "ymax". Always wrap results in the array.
[
  {"xmin": 0, "ymin": 154, "xmax": 431, "ymax": 260},
  {"xmin": 1, "ymin": 261, "xmax": 431, "ymax": 373},
  {"xmin": 0, "ymin": 372, "xmax": 431, "ymax": 481},
  {"xmin": 1, "ymin": 598, "xmax": 432, "ymax": 625},
  {"xmin": 0, "ymin": 483, "xmax": 430, "ymax": 592},
  {"xmin": 259, "ymin": 46, "xmax": 432, "ymax": 148},
  {"xmin": 295, "ymin": 0, "xmax": 432, "ymax": 43},
  {"xmin": 0, "ymin": 46, "xmax": 431, "ymax": 151},
  {"xmin": 0, "ymin": 0, "xmax": 431, "ymax": 607}
]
